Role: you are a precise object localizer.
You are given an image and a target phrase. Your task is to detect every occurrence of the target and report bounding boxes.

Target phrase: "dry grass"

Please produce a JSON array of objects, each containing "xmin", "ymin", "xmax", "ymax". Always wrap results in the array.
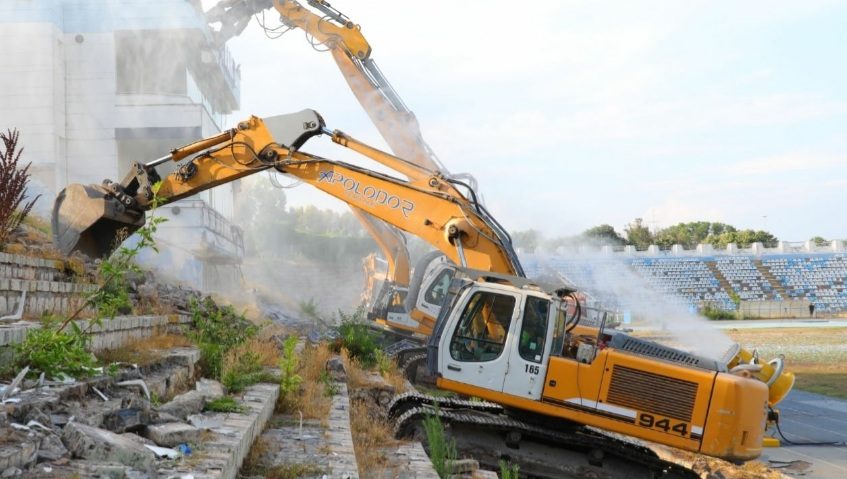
[
  {"xmin": 350, "ymin": 395, "xmax": 401, "ymax": 477},
  {"xmin": 277, "ymin": 343, "xmax": 333, "ymax": 419},
  {"xmin": 97, "ymin": 333, "xmax": 193, "ymax": 366},
  {"xmin": 725, "ymin": 327, "xmax": 847, "ymax": 399}
]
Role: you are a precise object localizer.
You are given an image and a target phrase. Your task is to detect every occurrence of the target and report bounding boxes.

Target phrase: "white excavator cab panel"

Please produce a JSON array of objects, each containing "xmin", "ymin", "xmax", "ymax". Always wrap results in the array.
[
  {"xmin": 439, "ymin": 284, "xmax": 522, "ymax": 392},
  {"xmin": 416, "ymin": 262, "xmax": 455, "ymax": 318},
  {"xmin": 501, "ymin": 294, "xmax": 556, "ymax": 400}
]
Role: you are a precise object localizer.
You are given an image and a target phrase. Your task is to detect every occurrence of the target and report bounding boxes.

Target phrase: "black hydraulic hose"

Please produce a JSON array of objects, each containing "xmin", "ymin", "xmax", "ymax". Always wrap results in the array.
[
  {"xmin": 446, "ymin": 178, "xmax": 525, "ymax": 277},
  {"xmin": 770, "ymin": 407, "xmax": 846, "ymax": 446}
]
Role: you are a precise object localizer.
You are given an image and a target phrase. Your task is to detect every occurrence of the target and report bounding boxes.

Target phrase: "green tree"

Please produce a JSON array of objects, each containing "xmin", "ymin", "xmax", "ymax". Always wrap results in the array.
[
  {"xmin": 811, "ymin": 236, "xmax": 828, "ymax": 247},
  {"xmin": 654, "ymin": 221, "xmax": 736, "ymax": 250},
  {"xmin": 582, "ymin": 224, "xmax": 626, "ymax": 246},
  {"xmin": 625, "ymin": 218, "xmax": 653, "ymax": 250}
]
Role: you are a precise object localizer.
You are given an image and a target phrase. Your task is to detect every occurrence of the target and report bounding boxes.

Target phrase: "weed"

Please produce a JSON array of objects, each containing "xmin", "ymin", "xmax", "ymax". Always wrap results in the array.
[
  {"xmin": 333, "ymin": 306, "xmax": 379, "ymax": 367},
  {"xmin": 277, "ymin": 336, "xmax": 303, "ymax": 411},
  {"xmin": 499, "ymin": 460, "xmax": 520, "ymax": 479},
  {"xmin": 150, "ymin": 392, "xmax": 162, "ymax": 408},
  {"xmin": 264, "ymin": 463, "xmax": 327, "ymax": 479},
  {"xmin": 349, "ymin": 396, "xmax": 397, "ymax": 476},
  {"xmin": 205, "ymin": 396, "xmax": 245, "ymax": 413},
  {"xmin": 221, "ymin": 349, "xmax": 279, "ymax": 393},
  {"xmin": 13, "ymin": 318, "xmax": 97, "ymax": 380},
  {"xmin": 319, "ymin": 370, "xmax": 339, "ymax": 397},
  {"xmin": 423, "ymin": 409, "xmax": 457, "ymax": 479},
  {"xmin": 375, "ymin": 349, "xmax": 393, "ymax": 376},
  {"xmin": 0, "ymin": 129, "xmax": 40, "ymax": 248},
  {"xmin": 188, "ymin": 296, "xmax": 258, "ymax": 379}
]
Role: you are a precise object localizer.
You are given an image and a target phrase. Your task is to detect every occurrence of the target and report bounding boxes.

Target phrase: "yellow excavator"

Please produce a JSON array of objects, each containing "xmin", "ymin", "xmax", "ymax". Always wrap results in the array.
[
  {"xmin": 52, "ymin": 109, "xmax": 795, "ymax": 475},
  {"xmin": 205, "ymin": 0, "xmax": 475, "ymax": 341}
]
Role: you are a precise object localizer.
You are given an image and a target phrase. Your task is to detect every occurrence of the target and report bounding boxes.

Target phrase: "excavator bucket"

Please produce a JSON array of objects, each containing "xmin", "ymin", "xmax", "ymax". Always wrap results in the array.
[{"xmin": 51, "ymin": 183, "xmax": 146, "ymax": 258}]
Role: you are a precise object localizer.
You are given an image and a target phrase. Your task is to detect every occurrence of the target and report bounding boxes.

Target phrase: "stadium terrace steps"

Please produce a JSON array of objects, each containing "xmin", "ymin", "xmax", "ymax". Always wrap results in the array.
[
  {"xmin": 704, "ymin": 261, "xmax": 734, "ymax": 300},
  {"xmin": 754, "ymin": 259, "xmax": 788, "ymax": 300}
]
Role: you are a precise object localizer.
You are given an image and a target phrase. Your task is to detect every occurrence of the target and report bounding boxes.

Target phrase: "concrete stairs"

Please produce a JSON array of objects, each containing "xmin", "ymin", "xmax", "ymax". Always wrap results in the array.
[
  {"xmin": 753, "ymin": 259, "xmax": 789, "ymax": 300},
  {"xmin": 705, "ymin": 261, "xmax": 735, "ymax": 297},
  {"xmin": 0, "ymin": 252, "xmax": 97, "ymax": 318}
]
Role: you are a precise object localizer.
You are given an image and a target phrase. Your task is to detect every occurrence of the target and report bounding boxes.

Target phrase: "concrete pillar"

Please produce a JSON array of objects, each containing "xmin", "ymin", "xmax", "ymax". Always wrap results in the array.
[
  {"xmin": 751, "ymin": 242, "xmax": 764, "ymax": 255},
  {"xmin": 726, "ymin": 243, "xmax": 738, "ymax": 254},
  {"xmin": 833, "ymin": 240, "xmax": 844, "ymax": 252},
  {"xmin": 647, "ymin": 245, "xmax": 660, "ymax": 255},
  {"xmin": 601, "ymin": 245, "xmax": 613, "ymax": 255},
  {"xmin": 804, "ymin": 240, "xmax": 815, "ymax": 252},
  {"xmin": 696, "ymin": 243, "xmax": 714, "ymax": 255},
  {"xmin": 671, "ymin": 244, "xmax": 684, "ymax": 255},
  {"xmin": 777, "ymin": 241, "xmax": 789, "ymax": 252},
  {"xmin": 624, "ymin": 245, "xmax": 635, "ymax": 255}
]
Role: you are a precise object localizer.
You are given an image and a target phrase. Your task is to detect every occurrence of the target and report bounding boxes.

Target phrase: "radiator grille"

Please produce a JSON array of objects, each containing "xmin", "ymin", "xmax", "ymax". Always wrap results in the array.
[{"xmin": 607, "ymin": 365, "xmax": 698, "ymax": 422}]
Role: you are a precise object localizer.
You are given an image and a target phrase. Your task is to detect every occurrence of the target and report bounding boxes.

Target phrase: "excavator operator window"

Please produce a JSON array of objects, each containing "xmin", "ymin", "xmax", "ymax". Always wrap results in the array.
[
  {"xmin": 424, "ymin": 269, "xmax": 455, "ymax": 306},
  {"xmin": 519, "ymin": 297, "xmax": 549, "ymax": 363},
  {"xmin": 449, "ymin": 291, "xmax": 516, "ymax": 362}
]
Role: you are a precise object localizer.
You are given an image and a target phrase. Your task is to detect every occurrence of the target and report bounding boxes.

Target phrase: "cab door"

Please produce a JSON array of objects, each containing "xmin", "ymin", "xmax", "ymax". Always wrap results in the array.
[
  {"xmin": 440, "ymin": 288, "xmax": 520, "ymax": 392},
  {"xmin": 502, "ymin": 295, "xmax": 554, "ymax": 400}
]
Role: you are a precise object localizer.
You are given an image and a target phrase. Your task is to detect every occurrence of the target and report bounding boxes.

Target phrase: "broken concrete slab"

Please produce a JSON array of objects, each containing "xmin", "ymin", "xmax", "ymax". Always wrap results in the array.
[
  {"xmin": 0, "ymin": 431, "xmax": 37, "ymax": 471},
  {"xmin": 196, "ymin": 379, "xmax": 225, "ymax": 398},
  {"xmin": 145, "ymin": 422, "xmax": 199, "ymax": 447},
  {"xmin": 102, "ymin": 408, "xmax": 151, "ymax": 434},
  {"xmin": 156, "ymin": 390, "xmax": 205, "ymax": 420},
  {"xmin": 156, "ymin": 379, "xmax": 225, "ymax": 420},
  {"xmin": 61, "ymin": 422, "xmax": 155, "ymax": 471},
  {"xmin": 35, "ymin": 434, "xmax": 67, "ymax": 463}
]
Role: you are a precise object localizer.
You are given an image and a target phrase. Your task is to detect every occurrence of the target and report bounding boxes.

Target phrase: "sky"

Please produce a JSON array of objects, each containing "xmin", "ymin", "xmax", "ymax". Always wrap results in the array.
[{"xmin": 207, "ymin": 0, "xmax": 847, "ymax": 243}]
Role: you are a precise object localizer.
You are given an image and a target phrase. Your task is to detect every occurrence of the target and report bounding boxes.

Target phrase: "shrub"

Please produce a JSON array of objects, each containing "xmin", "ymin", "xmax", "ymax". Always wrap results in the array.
[
  {"xmin": 333, "ymin": 306, "xmax": 379, "ymax": 367},
  {"xmin": 278, "ymin": 336, "xmax": 303, "ymax": 409},
  {"xmin": 0, "ymin": 129, "xmax": 40, "ymax": 248},
  {"xmin": 188, "ymin": 296, "xmax": 258, "ymax": 379},
  {"xmin": 14, "ymin": 318, "xmax": 97, "ymax": 380},
  {"xmin": 702, "ymin": 304, "xmax": 737, "ymax": 320}
]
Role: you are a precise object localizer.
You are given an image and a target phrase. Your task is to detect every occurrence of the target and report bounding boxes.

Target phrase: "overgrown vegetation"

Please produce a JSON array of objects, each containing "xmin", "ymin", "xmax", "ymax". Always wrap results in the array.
[
  {"xmin": 0, "ymin": 129, "xmax": 40, "ymax": 248},
  {"xmin": 13, "ymin": 316, "xmax": 97, "ymax": 380},
  {"xmin": 701, "ymin": 304, "xmax": 737, "ymax": 320},
  {"xmin": 331, "ymin": 306, "xmax": 380, "ymax": 367},
  {"xmin": 205, "ymin": 396, "xmax": 245, "ymax": 413},
  {"xmin": 423, "ymin": 410, "xmax": 458, "ymax": 478},
  {"xmin": 188, "ymin": 296, "xmax": 258, "ymax": 380},
  {"xmin": 277, "ymin": 335, "xmax": 303, "ymax": 412},
  {"xmin": 500, "ymin": 460, "xmax": 520, "ymax": 479}
]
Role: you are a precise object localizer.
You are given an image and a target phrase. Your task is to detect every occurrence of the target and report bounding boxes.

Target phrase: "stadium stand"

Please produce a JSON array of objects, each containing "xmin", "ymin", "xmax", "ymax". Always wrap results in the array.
[
  {"xmin": 520, "ymin": 251, "xmax": 847, "ymax": 316},
  {"xmin": 762, "ymin": 254, "xmax": 847, "ymax": 313}
]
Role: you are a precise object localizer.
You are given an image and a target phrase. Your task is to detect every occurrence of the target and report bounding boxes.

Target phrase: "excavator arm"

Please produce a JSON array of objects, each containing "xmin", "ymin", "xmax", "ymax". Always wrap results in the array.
[{"xmin": 53, "ymin": 110, "xmax": 520, "ymax": 277}]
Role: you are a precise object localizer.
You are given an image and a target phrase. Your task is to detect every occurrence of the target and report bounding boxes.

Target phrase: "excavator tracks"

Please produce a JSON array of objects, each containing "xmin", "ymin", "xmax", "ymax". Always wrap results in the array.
[{"xmin": 390, "ymin": 393, "xmax": 700, "ymax": 479}]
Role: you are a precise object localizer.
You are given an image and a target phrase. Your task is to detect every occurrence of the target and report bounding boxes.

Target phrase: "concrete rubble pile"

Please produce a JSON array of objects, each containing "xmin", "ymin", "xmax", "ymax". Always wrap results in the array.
[{"xmin": 0, "ymin": 348, "xmax": 231, "ymax": 478}]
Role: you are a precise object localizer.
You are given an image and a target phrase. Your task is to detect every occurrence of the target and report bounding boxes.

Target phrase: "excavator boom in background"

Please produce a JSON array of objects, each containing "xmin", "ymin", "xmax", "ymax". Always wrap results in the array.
[
  {"xmin": 52, "ymin": 109, "xmax": 795, "ymax": 474},
  {"xmin": 204, "ymin": 0, "xmax": 491, "ymax": 339}
]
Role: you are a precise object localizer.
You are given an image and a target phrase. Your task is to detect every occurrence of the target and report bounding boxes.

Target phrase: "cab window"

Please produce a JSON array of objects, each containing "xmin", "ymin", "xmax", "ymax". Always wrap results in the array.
[
  {"xmin": 519, "ymin": 296, "xmax": 549, "ymax": 363},
  {"xmin": 449, "ymin": 291, "xmax": 516, "ymax": 362},
  {"xmin": 424, "ymin": 269, "xmax": 454, "ymax": 306}
]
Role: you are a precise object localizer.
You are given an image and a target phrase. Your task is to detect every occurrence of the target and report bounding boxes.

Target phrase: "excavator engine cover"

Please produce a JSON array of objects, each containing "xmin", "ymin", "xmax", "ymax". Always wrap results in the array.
[{"xmin": 52, "ymin": 183, "xmax": 146, "ymax": 258}]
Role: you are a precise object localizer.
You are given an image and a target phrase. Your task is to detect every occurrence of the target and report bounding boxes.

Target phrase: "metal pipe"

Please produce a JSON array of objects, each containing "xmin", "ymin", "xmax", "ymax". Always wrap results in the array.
[{"xmin": 145, "ymin": 154, "xmax": 173, "ymax": 168}]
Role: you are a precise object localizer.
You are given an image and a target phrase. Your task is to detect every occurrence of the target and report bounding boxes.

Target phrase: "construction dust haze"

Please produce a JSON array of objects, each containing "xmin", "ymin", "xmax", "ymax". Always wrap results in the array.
[{"xmin": 526, "ymin": 243, "xmax": 736, "ymax": 363}]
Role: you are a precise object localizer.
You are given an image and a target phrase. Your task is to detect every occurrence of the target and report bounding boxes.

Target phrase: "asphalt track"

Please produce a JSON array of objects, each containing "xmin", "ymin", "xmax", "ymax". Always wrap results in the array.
[
  {"xmin": 760, "ymin": 390, "xmax": 847, "ymax": 478},
  {"xmin": 709, "ymin": 318, "xmax": 847, "ymax": 477}
]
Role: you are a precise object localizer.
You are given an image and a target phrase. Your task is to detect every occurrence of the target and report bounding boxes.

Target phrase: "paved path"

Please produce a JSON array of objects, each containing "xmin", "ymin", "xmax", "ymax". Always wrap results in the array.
[
  {"xmin": 710, "ymin": 318, "xmax": 847, "ymax": 329},
  {"xmin": 760, "ymin": 390, "xmax": 847, "ymax": 479}
]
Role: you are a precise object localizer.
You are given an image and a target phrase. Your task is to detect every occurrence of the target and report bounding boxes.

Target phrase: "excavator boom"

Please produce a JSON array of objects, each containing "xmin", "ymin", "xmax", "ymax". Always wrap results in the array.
[{"xmin": 52, "ymin": 110, "xmax": 519, "ymax": 278}]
